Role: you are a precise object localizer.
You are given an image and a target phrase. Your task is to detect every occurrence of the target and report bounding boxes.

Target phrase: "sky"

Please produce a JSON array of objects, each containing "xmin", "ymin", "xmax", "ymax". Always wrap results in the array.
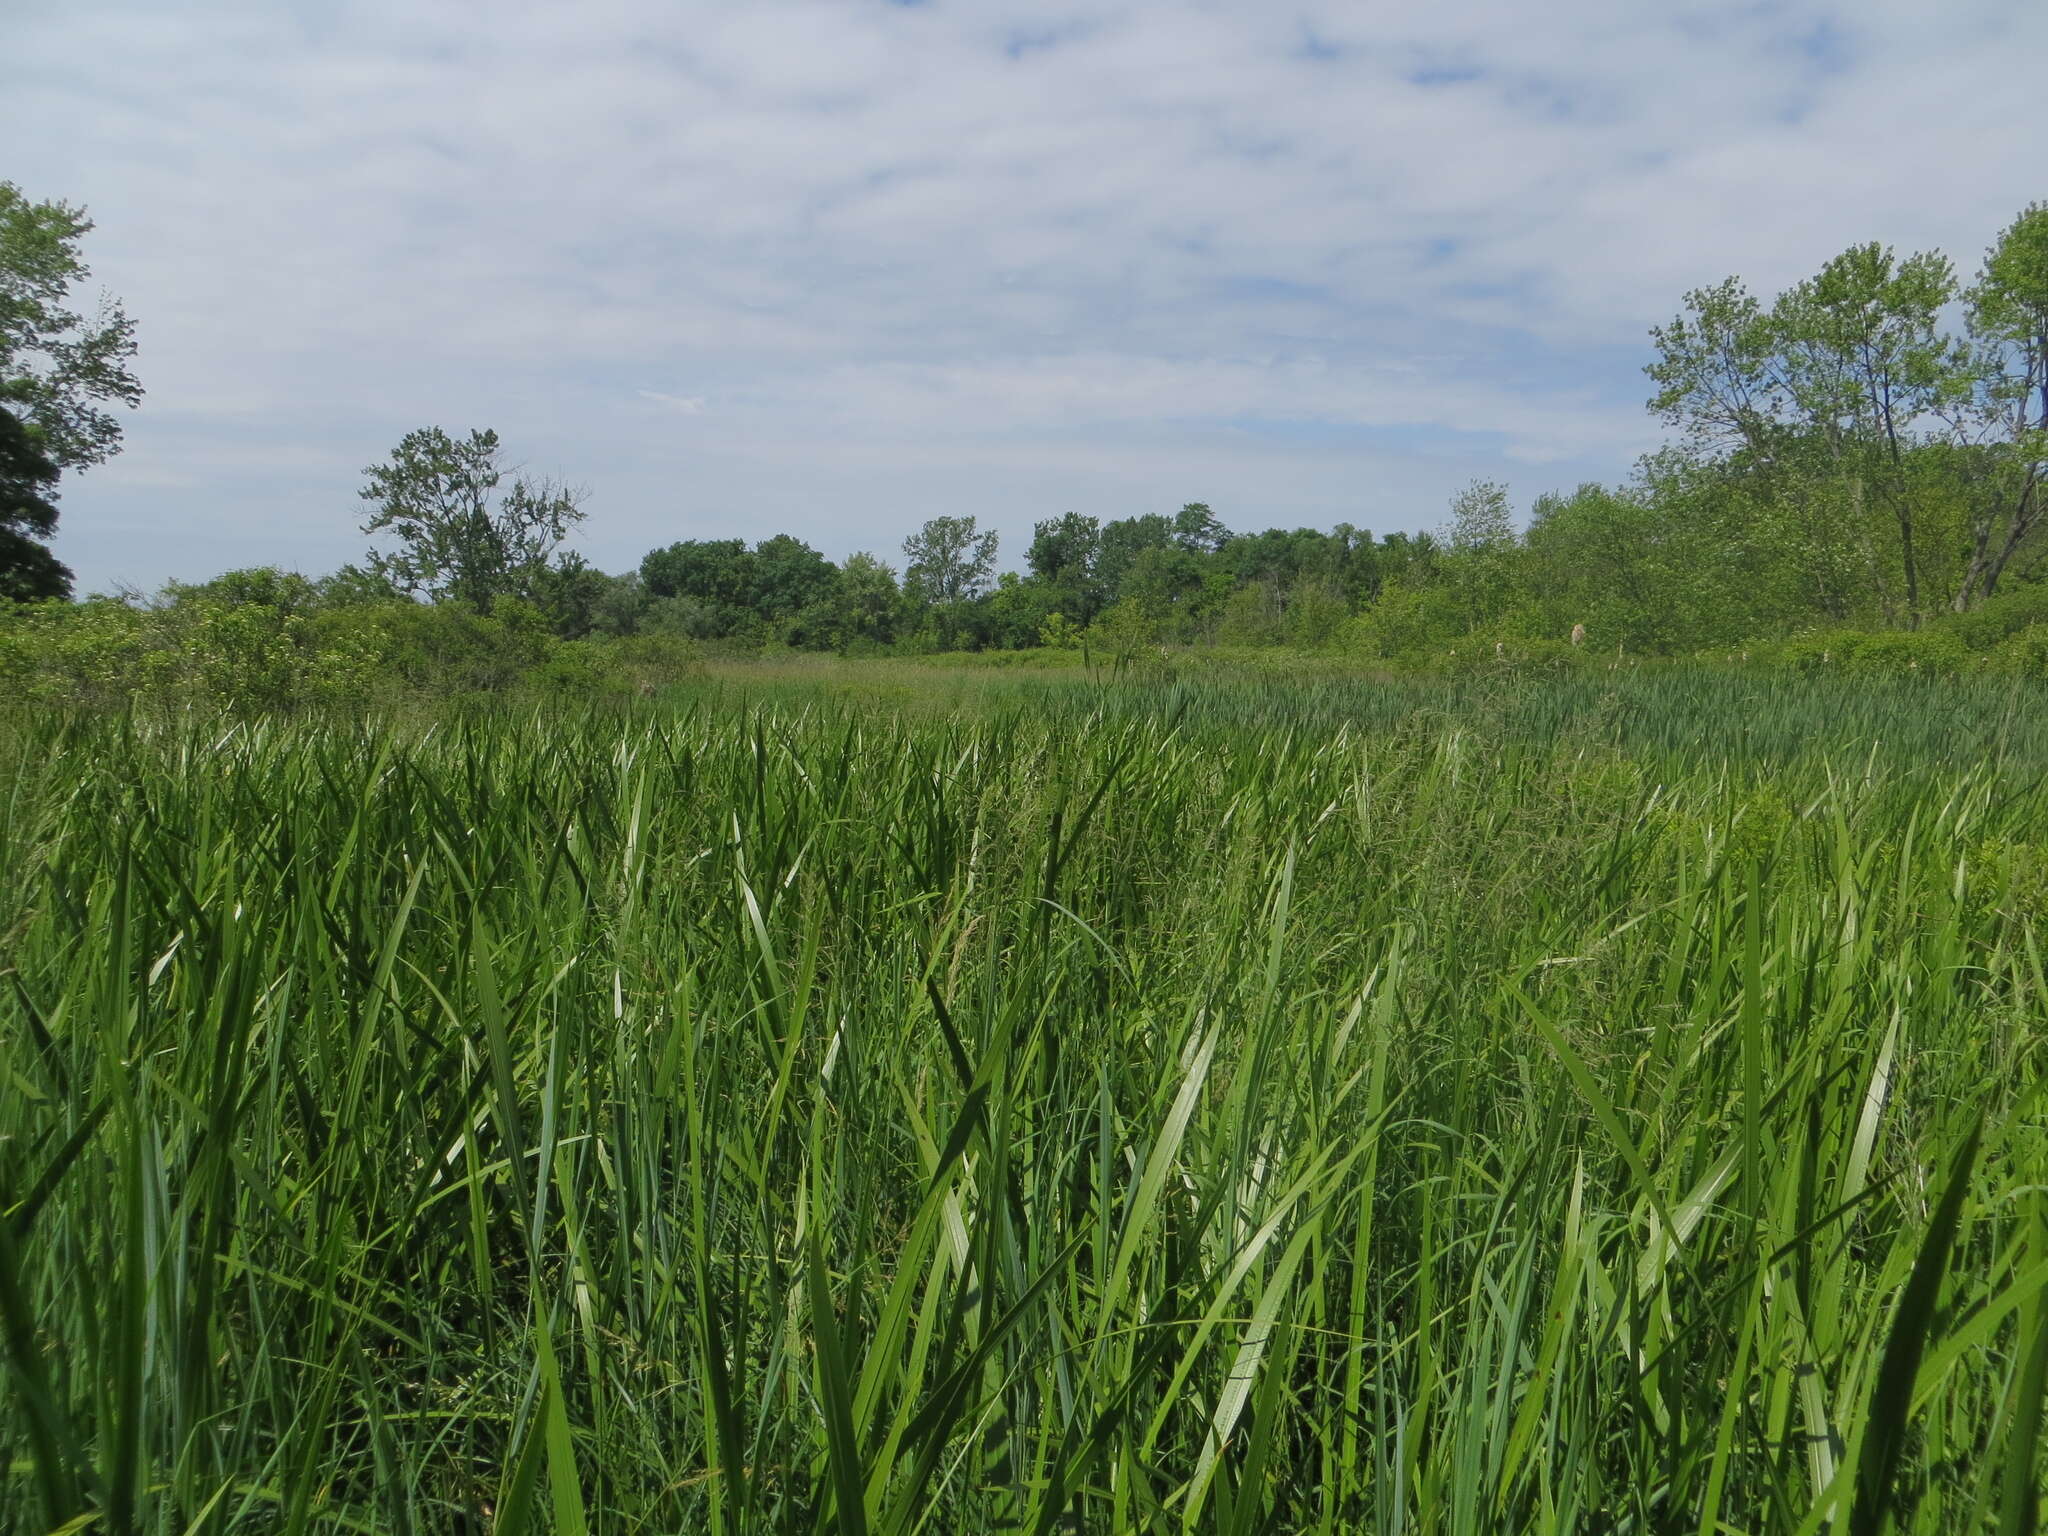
[{"xmin": 9, "ymin": 0, "xmax": 2046, "ymax": 593}]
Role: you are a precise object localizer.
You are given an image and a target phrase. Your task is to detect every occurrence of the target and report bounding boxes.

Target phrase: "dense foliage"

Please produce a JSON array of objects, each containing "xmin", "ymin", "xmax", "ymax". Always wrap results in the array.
[{"xmin": 2, "ymin": 668, "xmax": 2046, "ymax": 1532}]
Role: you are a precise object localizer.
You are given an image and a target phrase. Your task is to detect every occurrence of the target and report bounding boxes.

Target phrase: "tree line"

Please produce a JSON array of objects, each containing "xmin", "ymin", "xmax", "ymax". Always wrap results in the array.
[
  {"xmin": 274, "ymin": 420, "xmax": 1449, "ymax": 655},
  {"xmin": 5, "ymin": 174, "xmax": 2048, "ymax": 678}
]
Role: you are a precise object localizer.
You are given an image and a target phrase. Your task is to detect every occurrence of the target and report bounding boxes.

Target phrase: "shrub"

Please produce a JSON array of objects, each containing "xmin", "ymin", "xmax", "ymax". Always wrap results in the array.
[
  {"xmin": 1757, "ymin": 626, "xmax": 1969, "ymax": 676},
  {"xmin": 1939, "ymin": 580, "xmax": 2048, "ymax": 651},
  {"xmin": 1987, "ymin": 622, "xmax": 2048, "ymax": 678},
  {"xmin": 1340, "ymin": 583, "xmax": 1464, "ymax": 661}
]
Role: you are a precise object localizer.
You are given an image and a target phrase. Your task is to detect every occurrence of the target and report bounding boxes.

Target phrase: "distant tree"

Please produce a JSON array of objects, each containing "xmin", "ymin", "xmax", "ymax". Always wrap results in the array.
[
  {"xmin": 358, "ymin": 427, "xmax": 586, "ymax": 613},
  {"xmin": 902, "ymin": 515, "xmax": 997, "ymax": 606},
  {"xmin": 1095, "ymin": 513, "xmax": 1173, "ymax": 602},
  {"xmin": 1219, "ymin": 527, "xmax": 1343, "ymax": 589},
  {"xmin": 827, "ymin": 551, "xmax": 903, "ymax": 646},
  {"xmin": 588, "ymin": 570, "xmax": 651, "ymax": 637},
  {"xmin": 1374, "ymin": 530, "xmax": 1439, "ymax": 592},
  {"xmin": 1520, "ymin": 482, "xmax": 1709, "ymax": 651},
  {"xmin": 1, "ymin": 183, "xmax": 144, "ymax": 598},
  {"xmin": 1026, "ymin": 512, "xmax": 1103, "ymax": 624},
  {"xmin": 1026, "ymin": 512, "xmax": 1100, "ymax": 585},
  {"xmin": 642, "ymin": 593, "xmax": 731, "ymax": 641},
  {"xmin": 162, "ymin": 565, "xmax": 320, "ymax": 614},
  {"xmin": 1087, "ymin": 597, "xmax": 1160, "ymax": 667},
  {"xmin": 1645, "ymin": 276, "xmax": 1781, "ymax": 460},
  {"xmin": 640, "ymin": 539, "xmax": 753, "ymax": 606},
  {"xmin": 637, "ymin": 534, "xmax": 839, "ymax": 640},
  {"xmin": 527, "ymin": 550, "xmax": 625, "ymax": 639},
  {"xmin": 1214, "ymin": 580, "xmax": 1287, "ymax": 646},
  {"xmin": 1286, "ymin": 576, "xmax": 1351, "ymax": 649},
  {"xmin": 1172, "ymin": 502, "xmax": 1231, "ymax": 553},
  {"xmin": 1328, "ymin": 523, "xmax": 1383, "ymax": 602},
  {"xmin": 1446, "ymin": 480, "xmax": 1515, "ymax": 550},
  {"xmin": 1774, "ymin": 243, "xmax": 1966, "ymax": 620},
  {"xmin": 1039, "ymin": 611, "xmax": 1084, "ymax": 648},
  {"xmin": 1349, "ymin": 580, "xmax": 1464, "ymax": 658},
  {"xmin": 751, "ymin": 533, "xmax": 839, "ymax": 620},
  {"xmin": 984, "ymin": 569, "xmax": 1062, "ymax": 648},
  {"xmin": 1439, "ymin": 481, "xmax": 1517, "ymax": 632},
  {"xmin": 1120, "ymin": 544, "xmax": 1209, "ymax": 630}
]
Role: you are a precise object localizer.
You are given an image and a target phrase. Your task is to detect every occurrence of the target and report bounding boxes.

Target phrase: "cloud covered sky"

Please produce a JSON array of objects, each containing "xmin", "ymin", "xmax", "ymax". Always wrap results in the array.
[{"xmin": 10, "ymin": 0, "xmax": 2045, "ymax": 591}]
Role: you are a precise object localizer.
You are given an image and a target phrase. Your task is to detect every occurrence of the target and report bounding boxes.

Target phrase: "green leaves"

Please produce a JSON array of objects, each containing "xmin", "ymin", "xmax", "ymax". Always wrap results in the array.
[
  {"xmin": 0, "ymin": 180, "xmax": 142, "ymax": 474},
  {"xmin": 0, "ymin": 180, "xmax": 141, "ymax": 600},
  {"xmin": 358, "ymin": 426, "xmax": 587, "ymax": 614},
  {"xmin": 1849, "ymin": 1119, "xmax": 1982, "ymax": 1536}
]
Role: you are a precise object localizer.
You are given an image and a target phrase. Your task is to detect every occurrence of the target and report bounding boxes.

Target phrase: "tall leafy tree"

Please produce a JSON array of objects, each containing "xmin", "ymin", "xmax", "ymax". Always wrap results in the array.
[
  {"xmin": 1026, "ymin": 512, "xmax": 1103, "ymax": 623},
  {"xmin": 1646, "ymin": 276, "xmax": 1781, "ymax": 459},
  {"xmin": 826, "ymin": 551, "xmax": 903, "ymax": 646},
  {"xmin": 0, "ymin": 183, "xmax": 143, "ymax": 597},
  {"xmin": 358, "ymin": 427, "xmax": 585, "ymax": 612},
  {"xmin": 1446, "ymin": 479, "xmax": 1515, "ymax": 549},
  {"xmin": 1217, "ymin": 527, "xmax": 1344, "ymax": 589},
  {"xmin": 1772, "ymin": 243, "xmax": 1965, "ymax": 619},
  {"xmin": 1095, "ymin": 513, "xmax": 1174, "ymax": 602},
  {"xmin": 1648, "ymin": 246, "xmax": 1976, "ymax": 622},
  {"xmin": 1026, "ymin": 512, "xmax": 1100, "ymax": 585},
  {"xmin": 0, "ymin": 183, "xmax": 141, "ymax": 470},
  {"xmin": 0, "ymin": 384, "xmax": 69, "ymax": 600},
  {"xmin": 636, "ymin": 534, "xmax": 839, "ymax": 639},
  {"xmin": 640, "ymin": 539, "xmax": 754, "ymax": 607},
  {"xmin": 1439, "ymin": 480, "xmax": 1518, "ymax": 632},
  {"xmin": 1955, "ymin": 203, "xmax": 2048, "ymax": 606},
  {"xmin": 751, "ymin": 533, "xmax": 839, "ymax": 620},
  {"xmin": 1172, "ymin": 502, "xmax": 1230, "ymax": 553},
  {"xmin": 527, "ymin": 550, "xmax": 635, "ymax": 639},
  {"xmin": 1120, "ymin": 544, "xmax": 1210, "ymax": 628},
  {"xmin": 1647, "ymin": 278, "xmax": 1871, "ymax": 619},
  {"xmin": 902, "ymin": 515, "xmax": 997, "ymax": 606}
]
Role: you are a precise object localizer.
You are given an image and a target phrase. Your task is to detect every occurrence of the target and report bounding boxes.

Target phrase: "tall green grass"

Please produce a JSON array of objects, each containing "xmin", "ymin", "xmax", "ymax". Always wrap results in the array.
[{"xmin": 2, "ymin": 668, "xmax": 2045, "ymax": 1533}]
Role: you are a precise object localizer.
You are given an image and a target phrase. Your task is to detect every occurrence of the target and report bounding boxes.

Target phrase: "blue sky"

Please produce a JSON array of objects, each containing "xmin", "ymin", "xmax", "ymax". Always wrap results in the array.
[{"xmin": 9, "ymin": 0, "xmax": 2045, "ymax": 591}]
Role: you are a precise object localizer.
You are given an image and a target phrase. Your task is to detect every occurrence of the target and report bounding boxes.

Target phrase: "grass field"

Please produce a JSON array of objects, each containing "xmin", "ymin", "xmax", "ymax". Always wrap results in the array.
[{"xmin": 2, "ymin": 665, "xmax": 2046, "ymax": 1534}]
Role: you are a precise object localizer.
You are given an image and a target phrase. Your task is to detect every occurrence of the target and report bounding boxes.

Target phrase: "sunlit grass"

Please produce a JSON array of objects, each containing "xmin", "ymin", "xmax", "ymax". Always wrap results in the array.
[{"xmin": 1, "ymin": 666, "xmax": 2044, "ymax": 1533}]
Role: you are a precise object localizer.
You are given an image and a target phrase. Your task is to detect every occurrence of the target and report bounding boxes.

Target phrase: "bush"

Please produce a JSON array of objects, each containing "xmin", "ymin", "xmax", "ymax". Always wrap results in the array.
[
  {"xmin": 0, "ymin": 579, "xmax": 654, "ymax": 712},
  {"xmin": 1339, "ymin": 584, "xmax": 1463, "ymax": 661},
  {"xmin": 0, "ymin": 598, "xmax": 164, "ymax": 707},
  {"xmin": 593, "ymin": 632, "xmax": 704, "ymax": 693},
  {"xmin": 1987, "ymin": 623, "xmax": 2048, "ymax": 678},
  {"xmin": 1938, "ymin": 581, "xmax": 2048, "ymax": 651},
  {"xmin": 1284, "ymin": 578, "xmax": 1351, "ymax": 650},
  {"xmin": 1757, "ymin": 626, "xmax": 1970, "ymax": 676}
]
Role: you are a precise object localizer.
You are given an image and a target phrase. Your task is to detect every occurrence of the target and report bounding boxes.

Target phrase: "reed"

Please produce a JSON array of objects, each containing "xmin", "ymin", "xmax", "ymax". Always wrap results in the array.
[{"xmin": 1, "ymin": 666, "xmax": 2044, "ymax": 1533}]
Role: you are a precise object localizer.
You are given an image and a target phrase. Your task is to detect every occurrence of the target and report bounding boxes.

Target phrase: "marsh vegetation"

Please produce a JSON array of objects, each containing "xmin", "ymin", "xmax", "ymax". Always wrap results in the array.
[{"xmin": 2, "ymin": 667, "xmax": 2045, "ymax": 1532}]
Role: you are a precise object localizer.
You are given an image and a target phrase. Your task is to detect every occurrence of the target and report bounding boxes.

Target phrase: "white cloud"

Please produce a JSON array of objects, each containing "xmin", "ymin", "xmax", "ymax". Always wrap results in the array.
[
  {"xmin": 639, "ymin": 391, "xmax": 707, "ymax": 415},
  {"xmin": 7, "ymin": 0, "xmax": 2045, "ymax": 587}
]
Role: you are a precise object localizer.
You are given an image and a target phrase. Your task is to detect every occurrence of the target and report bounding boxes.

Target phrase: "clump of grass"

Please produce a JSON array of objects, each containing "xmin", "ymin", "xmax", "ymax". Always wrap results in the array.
[{"xmin": 1, "ymin": 668, "xmax": 2045, "ymax": 1533}]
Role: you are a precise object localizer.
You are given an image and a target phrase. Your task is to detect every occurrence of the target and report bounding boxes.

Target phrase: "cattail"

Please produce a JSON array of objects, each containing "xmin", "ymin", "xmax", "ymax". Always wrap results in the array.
[{"xmin": 1570, "ymin": 623, "xmax": 1586, "ymax": 647}]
